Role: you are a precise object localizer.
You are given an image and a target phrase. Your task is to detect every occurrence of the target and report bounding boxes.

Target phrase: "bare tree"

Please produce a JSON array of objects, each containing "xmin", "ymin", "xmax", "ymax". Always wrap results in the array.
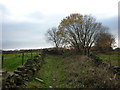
[
  {"xmin": 58, "ymin": 13, "xmax": 107, "ymax": 55},
  {"xmin": 46, "ymin": 27, "xmax": 63, "ymax": 49}
]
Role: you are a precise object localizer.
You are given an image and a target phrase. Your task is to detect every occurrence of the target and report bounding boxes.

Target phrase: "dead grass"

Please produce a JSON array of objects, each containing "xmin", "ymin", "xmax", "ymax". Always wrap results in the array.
[{"xmin": 62, "ymin": 55, "xmax": 120, "ymax": 88}]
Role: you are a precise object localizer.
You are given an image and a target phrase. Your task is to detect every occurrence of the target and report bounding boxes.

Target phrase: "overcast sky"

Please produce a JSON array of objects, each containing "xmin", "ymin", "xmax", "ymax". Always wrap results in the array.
[{"xmin": 0, "ymin": 0, "xmax": 119, "ymax": 50}]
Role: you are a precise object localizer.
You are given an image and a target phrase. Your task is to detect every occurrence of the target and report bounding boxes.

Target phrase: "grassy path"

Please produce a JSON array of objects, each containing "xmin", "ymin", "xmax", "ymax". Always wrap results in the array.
[{"xmin": 25, "ymin": 55, "xmax": 66, "ymax": 88}]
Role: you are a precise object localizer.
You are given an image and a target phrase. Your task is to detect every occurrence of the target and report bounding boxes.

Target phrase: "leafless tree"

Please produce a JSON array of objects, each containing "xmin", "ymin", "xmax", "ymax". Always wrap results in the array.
[{"xmin": 46, "ymin": 27, "xmax": 63, "ymax": 50}]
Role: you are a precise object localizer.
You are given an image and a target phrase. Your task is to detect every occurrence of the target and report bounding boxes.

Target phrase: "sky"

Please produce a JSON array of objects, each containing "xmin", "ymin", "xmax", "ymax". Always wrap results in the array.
[{"xmin": 0, "ymin": 0, "xmax": 119, "ymax": 50}]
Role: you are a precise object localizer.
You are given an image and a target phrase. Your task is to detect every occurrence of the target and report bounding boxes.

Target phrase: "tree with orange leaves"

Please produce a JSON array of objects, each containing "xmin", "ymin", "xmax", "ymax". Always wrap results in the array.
[{"xmin": 58, "ymin": 13, "xmax": 108, "ymax": 55}]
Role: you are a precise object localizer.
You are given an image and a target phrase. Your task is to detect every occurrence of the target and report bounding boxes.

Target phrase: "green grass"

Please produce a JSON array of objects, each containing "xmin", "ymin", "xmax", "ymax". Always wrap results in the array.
[
  {"xmin": 98, "ymin": 55, "xmax": 119, "ymax": 66},
  {"xmin": 3, "ymin": 52, "xmax": 38, "ymax": 71},
  {"xmin": 24, "ymin": 55, "xmax": 66, "ymax": 88},
  {"xmin": 22, "ymin": 55, "xmax": 120, "ymax": 88}
]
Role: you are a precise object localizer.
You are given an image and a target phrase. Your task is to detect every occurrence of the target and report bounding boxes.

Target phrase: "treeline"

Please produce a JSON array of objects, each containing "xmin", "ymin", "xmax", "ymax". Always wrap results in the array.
[{"xmin": 2, "ymin": 49, "xmax": 42, "ymax": 54}]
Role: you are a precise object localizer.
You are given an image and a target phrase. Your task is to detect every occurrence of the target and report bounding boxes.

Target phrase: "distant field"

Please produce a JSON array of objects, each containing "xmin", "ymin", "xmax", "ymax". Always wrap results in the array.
[
  {"xmin": 3, "ymin": 52, "xmax": 38, "ymax": 71},
  {"xmin": 98, "ymin": 55, "xmax": 119, "ymax": 66}
]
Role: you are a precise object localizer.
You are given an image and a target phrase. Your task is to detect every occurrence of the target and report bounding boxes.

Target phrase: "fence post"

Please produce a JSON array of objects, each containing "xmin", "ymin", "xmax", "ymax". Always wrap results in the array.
[
  {"xmin": 36, "ymin": 51, "xmax": 37, "ymax": 55},
  {"xmin": 22, "ymin": 52, "xmax": 24, "ymax": 65},
  {"xmin": 118, "ymin": 52, "xmax": 120, "ymax": 66},
  {"xmin": 107, "ymin": 48, "xmax": 111, "ymax": 67},
  {"xmin": 36, "ymin": 51, "xmax": 38, "ymax": 55},
  {"xmin": 2, "ymin": 55, "xmax": 3, "ymax": 68},
  {"xmin": 26, "ymin": 52, "xmax": 28, "ymax": 60},
  {"xmin": 41, "ymin": 50, "xmax": 46, "ymax": 64},
  {"xmin": 38, "ymin": 50, "xmax": 39, "ymax": 55},
  {"xmin": 31, "ymin": 51, "xmax": 33, "ymax": 58},
  {"xmin": 108, "ymin": 54, "xmax": 111, "ymax": 67}
]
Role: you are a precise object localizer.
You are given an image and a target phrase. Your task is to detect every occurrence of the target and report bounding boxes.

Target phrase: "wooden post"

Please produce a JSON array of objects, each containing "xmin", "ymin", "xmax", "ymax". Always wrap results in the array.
[
  {"xmin": 109, "ymin": 54, "xmax": 111, "ymax": 67},
  {"xmin": 38, "ymin": 50, "xmax": 39, "ymax": 55},
  {"xmin": 26, "ymin": 52, "xmax": 28, "ymax": 59},
  {"xmin": 31, "ymin": 51, "xmax": 33, "ymax": 58},
  {"xmin": 22, "ymin": 52, "xmax": 24, "ymax": 65},
  {"xmin": 2, "ymin": 55, "xmax": 3, "ymax": 68},
  {"xmin": 36, "ymin": 50, "xmax": 38, "ymax": 55},
  {"xmin": 41, "ymin": 51, "xmax": 45, "ymax": 64},
  {"xmin": 118, "ymin": 51, "xmax": 120, "ymax": 66},
  {"xmin": 108, "ymin": 48, "xmax": 111, "ymax": 67}
]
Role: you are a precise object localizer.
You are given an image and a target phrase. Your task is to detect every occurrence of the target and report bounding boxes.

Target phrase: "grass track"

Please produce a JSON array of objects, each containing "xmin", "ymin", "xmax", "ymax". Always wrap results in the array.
[{"xmin": 24, "ymin": 55, "xmax": 66, "ymax": 88}]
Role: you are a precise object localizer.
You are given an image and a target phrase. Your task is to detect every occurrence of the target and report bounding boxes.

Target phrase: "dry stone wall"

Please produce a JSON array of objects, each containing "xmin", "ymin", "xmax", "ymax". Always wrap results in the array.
[
  {"xmin": 89, "ymin": 54, "xmax": 120, "ymax": 75},
  {"xmin": 2, "ymin": 54, "xmax": 45, "ymax": 88}
]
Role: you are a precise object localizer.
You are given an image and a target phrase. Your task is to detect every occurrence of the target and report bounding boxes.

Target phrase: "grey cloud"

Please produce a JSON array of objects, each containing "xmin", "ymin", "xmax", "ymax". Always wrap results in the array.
[
  {"xmin": 98, "ymin": 16, "xmax": 118, "ymax": 47},
  {"xmin": 98, "ymin": 16, "xmax": 118, "ymax": 35},
  {"xmin": 2, "ymin": 12, "xmax": 118, "ymax": 49},
  {"xmin": 2, "ymin": 39, "xmax": 51, "ymax": 49},
  {"xmin": 2, "ymin": 20, "xmax": 53, "ymax": 49},
  {"xmin": 26, "ymin": 12, "xmax": 65, "ymax": 26},
  {"xmin": 26, "ymin": 12, "xmax": 45, "ymax": 20}
]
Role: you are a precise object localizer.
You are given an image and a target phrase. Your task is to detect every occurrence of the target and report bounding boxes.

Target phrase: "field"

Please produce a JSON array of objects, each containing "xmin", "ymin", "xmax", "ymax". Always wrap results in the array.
[
  {"xmin": 3, "ymin": 52, "xmax": 38, "ymax": 71},
  {"xmin": 3, "ymin": 52, "xmax": 119, "ymax": 72},
  {"xmin": 98, "ymin": 54, "xmax": 119, "ymax": 66},
  {"xmin": 2, "ymin": 51, "xmax": 120, "ymax": 88}
]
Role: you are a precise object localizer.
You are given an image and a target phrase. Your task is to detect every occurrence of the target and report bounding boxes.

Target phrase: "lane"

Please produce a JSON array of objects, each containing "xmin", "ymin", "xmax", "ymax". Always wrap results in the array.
[{"xmin": 25, "ymin": 55, "xmax": 66, "ymax": 88}]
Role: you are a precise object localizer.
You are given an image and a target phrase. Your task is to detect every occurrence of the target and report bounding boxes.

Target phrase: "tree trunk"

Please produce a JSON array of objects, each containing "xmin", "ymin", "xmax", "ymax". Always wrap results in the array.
[
  {"xmin": 87, "ymin": 49, "xmax": 89, "ymax": 56},
  {"xmin": 84, "ymin": 48, "xmax": 87, "ymax": 55},
  {"xmin": 55, "ymin": 44, "xmax": 59, "ymax": 51},
  {"xmin": 86, "ymin": 47, "xmax": 91, "ymax": 56}
]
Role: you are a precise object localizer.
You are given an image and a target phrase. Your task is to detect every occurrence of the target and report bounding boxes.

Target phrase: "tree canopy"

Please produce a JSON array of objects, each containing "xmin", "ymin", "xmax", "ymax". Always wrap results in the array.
[
  {"xmin": 46, "ymin": 13, "xmax": 115, "ymax": 55},
  {"xmin": 94, "ymin": 29, "xmax": 115, "ymax": 53},
  {"xmin": 58, "ymin": 13, "xmax": 108, "ymax": 55}
]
